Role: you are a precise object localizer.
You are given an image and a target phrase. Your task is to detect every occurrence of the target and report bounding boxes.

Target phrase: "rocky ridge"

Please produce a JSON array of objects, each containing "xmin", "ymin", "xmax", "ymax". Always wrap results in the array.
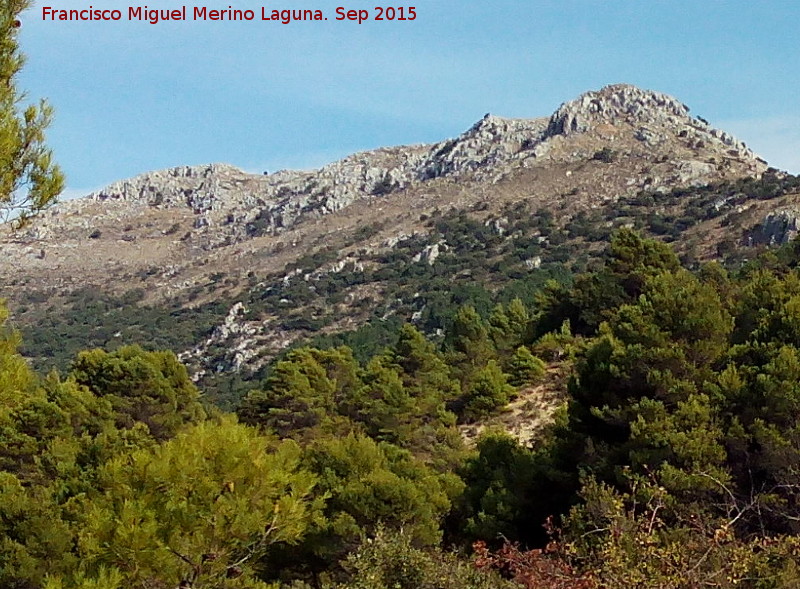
[
  {"xmin": 2, "ymin": 83, "xmax": 787, "ymax": 386},
  {"xmin": 22, "ymin": 84, "xmax": 766, "ymax": 247},
  {"xmin": 549, "ymin": 84, "xmax": 751, "ymax": 155}
]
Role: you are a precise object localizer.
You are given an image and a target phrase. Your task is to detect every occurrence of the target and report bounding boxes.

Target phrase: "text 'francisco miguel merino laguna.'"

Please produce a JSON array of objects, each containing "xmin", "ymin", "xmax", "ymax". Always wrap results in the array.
[{"xmin": 41, "ymin": 6, "xmax": 418, "ymax": 24}]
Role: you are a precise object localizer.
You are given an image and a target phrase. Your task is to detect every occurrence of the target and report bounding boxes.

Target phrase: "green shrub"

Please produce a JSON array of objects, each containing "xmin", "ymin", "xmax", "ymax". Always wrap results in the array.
[
  {"xmin": 592, "ymin": 147, "xmax": 616, "ymax": 163},
  {"xmin": 332, "ymin": 526, "xmax": 513, "ymax": 589},
  {"xmin": 462, "ymin": 360, "xmax": 514, "ymax": 420},
  {"xmin": 507, "ymin": 346, "xmax": 546, "ymax": 386}
]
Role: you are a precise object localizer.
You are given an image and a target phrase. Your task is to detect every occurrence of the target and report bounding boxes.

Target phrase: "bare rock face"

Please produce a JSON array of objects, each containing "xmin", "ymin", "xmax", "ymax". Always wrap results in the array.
[
  {"xmin": 24, "ymin": 83, "xmax": 766, "ymax": 249},
  {"xmin": 674, "ymin": 160, "xmax": 717, "ymax": 185},
  {"xmin": 179, "ymin": 301, "xmax": 259, "ymax": 377},
  {"xmin": 415, "ymin": 114, "xmax": 548, "ymax": 180},
  {"xmin": 756, "ymin": 208, "xmax": 800, "ymax": 245},
  {"xmin": 545, "ymin": 84, "xmax": 762, "ymax": 166},
  {"xmin": 89, "ymin": 163, "xmax": 246, "ymax": 211},
  {"xmin": 548, "ymin": 84, "xmax": 692, "ymax": 135},
  {"xmin": 7, "ymin": 80, "xmax": 773, "ymax": 284},
  {"xmin": 412, "ymin": 241, "xmax": 447, "ymax": 265}
]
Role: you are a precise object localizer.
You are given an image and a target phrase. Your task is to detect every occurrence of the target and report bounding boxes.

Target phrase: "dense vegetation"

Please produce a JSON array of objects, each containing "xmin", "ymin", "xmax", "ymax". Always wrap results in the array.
[
  {"xmin": 7, "ymin": 229, "xmax": 800, "ymax": 587},
  {"xmin": 10, "ymin": 0, "xmax": 800, "ymax": 582},
  {"xmin": 15, "ymin": 171, "xmax": 799, "ymax": 410}
]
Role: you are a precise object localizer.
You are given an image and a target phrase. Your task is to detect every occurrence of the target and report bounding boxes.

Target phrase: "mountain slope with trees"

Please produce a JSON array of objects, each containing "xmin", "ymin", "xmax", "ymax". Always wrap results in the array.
[
  {"xmin": 6, "ymin": 230, "xmax": 800, "ymax": 587},
  {"xmin": 6, "ymin": 7, "xmax": 800, "ymax": 585},
  {"xmin": 4, "ymin": 83, "xmax": 798, "ymax": 404}
]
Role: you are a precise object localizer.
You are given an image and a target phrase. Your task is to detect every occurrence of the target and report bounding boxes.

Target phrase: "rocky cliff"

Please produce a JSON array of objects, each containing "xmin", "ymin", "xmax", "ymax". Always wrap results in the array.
[
  {"xmin": 21, "ymin": 84, "xmax": 766, "ymax": 247},
  {"xmin": 2, "ymin": 83, "xmax": 793, "ymax": 389}
]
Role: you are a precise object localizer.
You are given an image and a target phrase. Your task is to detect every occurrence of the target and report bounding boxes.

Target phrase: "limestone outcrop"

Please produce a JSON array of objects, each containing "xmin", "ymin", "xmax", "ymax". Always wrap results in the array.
[
  {"xmin": 24, "ymin": 84, "xmax": 767, "ymax": 248},
  {"xmin": 756, "ymin": 208, "xmax": 800, "ymax": 245}
]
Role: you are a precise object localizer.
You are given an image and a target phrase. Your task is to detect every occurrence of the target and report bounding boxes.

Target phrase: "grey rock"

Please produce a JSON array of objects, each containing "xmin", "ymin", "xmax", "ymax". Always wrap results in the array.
[
  {"xmin": 20, "ymin": 84, "xmax": 768, "ymax": 255},
  {"xmin": 412, "ymin": 242, "xmax": 446, "ymax": 265},
  {"xmin": 674, "ymin": 160, "xmax": 717, "ymax": 185},
  {"xmin": 524, "ymin": 256, "xmax": 542, "ymax": 270},
  {"xmin": 757, "ymin": 208, "xmax": 800, "ymax": 245}
]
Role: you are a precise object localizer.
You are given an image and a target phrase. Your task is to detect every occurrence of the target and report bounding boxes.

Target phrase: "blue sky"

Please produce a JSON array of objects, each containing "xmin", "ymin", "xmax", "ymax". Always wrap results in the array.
[{"xmin": 18, "ymin": 0, "xmax": 800, "ymax": 196}]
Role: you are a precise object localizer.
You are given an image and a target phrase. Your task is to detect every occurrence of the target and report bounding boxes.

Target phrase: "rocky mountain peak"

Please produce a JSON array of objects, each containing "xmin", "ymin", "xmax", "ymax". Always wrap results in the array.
[
  {"xmin": 17, "ymin": 84, "xmax": 768, "ymax": 248},
  {"xmin": 2, "ymin": 85, "xmax": 792, "ymax": 385},
  {"xmin": 544, "ymin": 83, "xmax": 759, "ymax": 164},
  {"xmin": 547, "ymin": 83, "xmax": 691, "ymax": 136},
  {"xmin": 415, "ymin": 113, "xmax": 547, "ymax": 180},
  {"xmin": 86, "ymin": 163, "xmax": 271, "ymax": 211}
]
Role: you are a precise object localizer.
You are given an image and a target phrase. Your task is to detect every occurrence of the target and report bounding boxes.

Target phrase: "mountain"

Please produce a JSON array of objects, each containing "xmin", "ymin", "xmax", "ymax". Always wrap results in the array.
[{"xmin": 2, "ymin": 83, "xmax": 798, "ymax": 403}]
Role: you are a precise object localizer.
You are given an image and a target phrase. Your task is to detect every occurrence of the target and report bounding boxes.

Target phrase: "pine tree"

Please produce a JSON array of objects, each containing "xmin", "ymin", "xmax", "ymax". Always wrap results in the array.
[
  {"xmin": 508, "ymin": 346, "xmax": 545, "ymax": 386},
  {"xmin": 446, "ymin": 306, "xmax": 495, "ymax": 386},
  {"xmin": 488, "ymin": 300, "xmax": 531, "ymax": 358},
  {"xmin": 66, "ymin": 419, "xmax": 321, "ymax": 589},
  {"xmin": 1, "ymin": 1, "xmax": 64, "ymax": 226},
  {"xmin": 238, "ymin": 347, "xmax": 344, "ymax": 439},
  {"xmin": 70, "ymin": 346, "xmax": 206, "ymax": 440},
  {"xmin": 390, "ymin": 324, "xmax": 460, "ymax": 402},
  {"xmin": 462, "ymin": 360, "xmax": 514, "ymax": 420}
]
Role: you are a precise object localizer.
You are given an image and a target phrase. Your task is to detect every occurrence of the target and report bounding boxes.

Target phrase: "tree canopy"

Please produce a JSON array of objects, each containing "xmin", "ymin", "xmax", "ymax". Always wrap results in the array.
[
  {"xmin": 0, "ymin": 0, "xmax": 63, "ymax": 226},
  {"xmin": 8, "ymin": 197, "xmax": 800, "ymax": 588}
]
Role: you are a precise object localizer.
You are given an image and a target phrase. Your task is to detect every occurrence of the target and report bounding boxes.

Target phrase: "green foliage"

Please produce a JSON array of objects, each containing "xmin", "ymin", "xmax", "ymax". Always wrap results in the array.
[
  {"xmin": 70, "ymin": 345, "xmax": 206, "ymax": 439},
  {"xmin": 265, "ymin": 434, "xmax": 462, "ymax": 580},
  {"xmin": 390, "ymin": 324, "xmax": 459, "ymax": 400},
  {"xmin": 240, "ymin": 333, "xmax": 464, "ymax": 470},
  {"xmin": 488, "ymin": 298, "xmax": 530, "ymax": 358},
  {"xmin": 0, "ymin": 471, "xmax": 76, "ymax": 587},
  {"xmin": 332, "ymin": 526, "xmax": 514, "ymax": 589},
  {"xmin": 462, "ymin": 360, "xmax": 514, "ymax": 420},
  {"xmin": 529, "ymin": 319, "xmax": 576, "ymax": 362},
  {"xmin": 606, "ymin": 228, "xmax": 682, "ymax": 295},
  {"xmin": 308, "ymin": 316, "xmax": 405, "ymax": 365},
  {"xmin": 0, "ymin": 305, "xmax": 36, "ymax": 406},
  {"xmin": 457, "ymin": 432, "xmax": 536, "ymax": 542},
  {"xmin": 507, "ymin": 346, "xmax": 545, "ymax": 386},
  {"xmin": 0, "ymin": 0, "xmax": 64, "ymax": 226},
  {"xmin": 340, "ymin": 354, "xmax": 456, "ymax": 460},
  {"xmin": 308, "ymin": 434, "xmax": 458, "ymax": 548},
  {"xmin": 338, "ymin": 357, "xmax": 411, "ymax": 444},
  {"xmin": 449, "ymin": 229, "xmax": 800, "ymax": 583},
  {"xmin": 0, "ymin": 302, "xmax": 469, "ymax": 588},
  {"xmin": 361, "ymin": 333, "xmax": 463, "ymax": 467},
  {"xmin": 532, "ymin": 229, "xmax": 681, "ymax": 337},
  {"xmin": 67, "ymin": 419, "xmax": 322, "ymax": 589},
  {"xmin": 562, "ymin": 476, "xmax": 800, "ymax": 588},
  {"xmin": 540, "ymin": 267, "xmax": 735, "ymax": 517},
  {"xmin": 19, "ymin": 289, "xmax": 228, "ymax": 395},
  {"xmin": 44, "ymin": 567, "xmax": 127, "ymax": 589},
  {"xmin": 592, "ymin": 147, "xmax": 616, "ymax": 163},
  {"xmin": 446, "ymin": 306, "xmax": 495, "ymax": 371},
  {"xmin": 13, "ymin": 226, "xmax": 800, "ymax": 586},
  {"xmin": 238, "ymin": 347, "xmax": 352, "ymax": 440},
  {"xmin": 386, "ymin": 325, "xmax": 463, "ymax": 456}
]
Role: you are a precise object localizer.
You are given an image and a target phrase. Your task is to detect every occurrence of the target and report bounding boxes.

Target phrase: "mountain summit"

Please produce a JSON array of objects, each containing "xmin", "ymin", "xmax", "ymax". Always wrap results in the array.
[
  {"xmin": 19, "ymin": 84, "xmax": 765, "ymax": 247},
  {"xmin": 2, "ymin": 84, "xmax": 789, "ymax": 384},
  {"xmin": 548, "ymin": 84, "xmax": 753, "ymax": 158}
]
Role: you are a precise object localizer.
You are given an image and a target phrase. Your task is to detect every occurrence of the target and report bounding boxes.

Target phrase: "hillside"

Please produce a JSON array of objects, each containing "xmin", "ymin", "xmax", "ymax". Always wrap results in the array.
[
  {"xmin": 3, "ymin": 83, "xmax": 798, "ymax": 404},
  {"xmin": 8, "ymin": 209, "xmax": 800, "ymax": 588},
  {"xmin": 7, "ymin": 82, "xmax": 800, "ymax": 588}
]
